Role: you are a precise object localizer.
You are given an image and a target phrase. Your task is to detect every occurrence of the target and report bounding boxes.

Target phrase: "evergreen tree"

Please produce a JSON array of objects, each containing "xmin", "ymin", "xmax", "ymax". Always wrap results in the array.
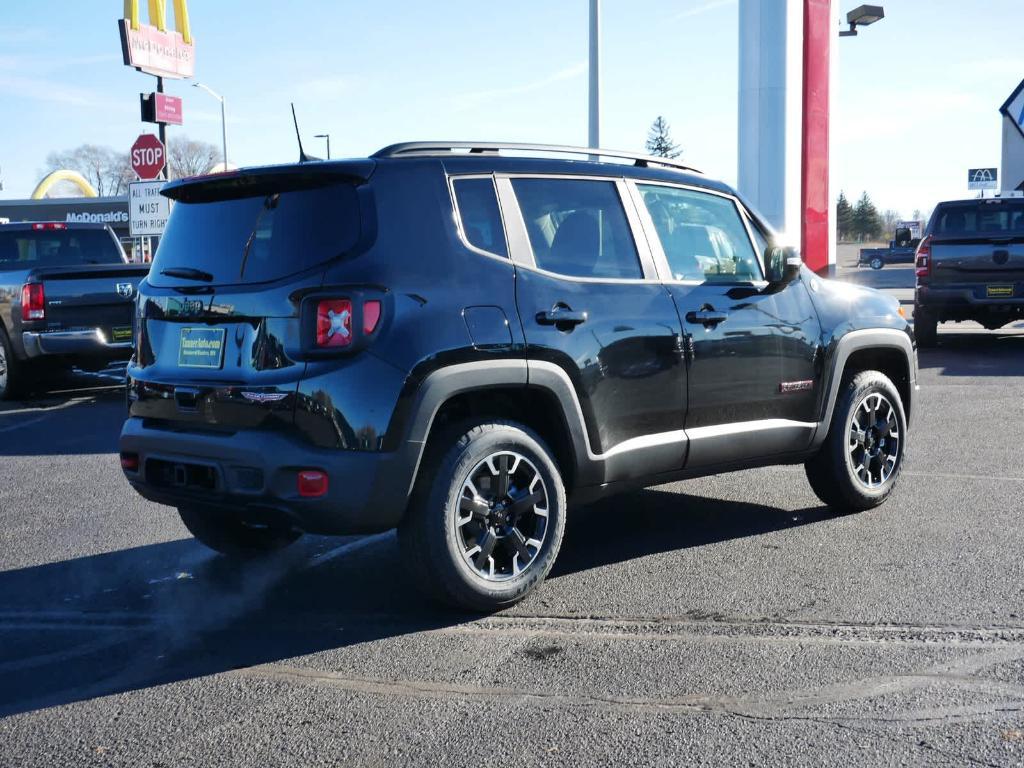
[
  {"xmin": 852, "ymin": 191, "xmax": 883, "ymax": 241},
  {"xmin": 645, "ymin": 116, "xmax": 681, "ymax": 158},
  {"xmin": 836, "ymin": 191, "xmax": 854, "ymax": 241}
]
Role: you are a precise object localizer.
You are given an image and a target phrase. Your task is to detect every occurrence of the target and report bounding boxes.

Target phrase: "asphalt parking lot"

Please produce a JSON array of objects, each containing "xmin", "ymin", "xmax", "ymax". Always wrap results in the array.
[{"xmin": 1, "ymin": 269, "xmax": 1023, "ymax": 766}]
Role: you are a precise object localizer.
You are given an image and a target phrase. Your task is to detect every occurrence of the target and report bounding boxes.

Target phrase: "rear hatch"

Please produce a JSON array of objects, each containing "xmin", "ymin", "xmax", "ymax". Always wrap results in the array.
[
  {"xmin": 131, "ymin": 163, "xmax": 372, "ymax": 430},
  {"xmin": 927, "ymin": 199, "xmax": 1024, "ymax": 294}
]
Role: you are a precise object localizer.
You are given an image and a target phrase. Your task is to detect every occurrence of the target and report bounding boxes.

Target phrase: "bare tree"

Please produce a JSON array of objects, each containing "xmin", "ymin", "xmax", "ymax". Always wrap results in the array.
[
  {"xmin": 45, "ymin": 144, "xmax": 132, "ymax": 196},
  {"xmin": 645, "ymin": 116, "xmax": 682, "ymax": 158},
  {"xmin": 168, "ymin": 136, "xmax": 220, "ymax": 179}
]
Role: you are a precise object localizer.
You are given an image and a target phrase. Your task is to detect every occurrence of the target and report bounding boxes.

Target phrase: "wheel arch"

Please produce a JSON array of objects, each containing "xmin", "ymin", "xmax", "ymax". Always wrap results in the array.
[{"xmin": 812, "ymin": 328, "xmax": 917, "ymax": 449}]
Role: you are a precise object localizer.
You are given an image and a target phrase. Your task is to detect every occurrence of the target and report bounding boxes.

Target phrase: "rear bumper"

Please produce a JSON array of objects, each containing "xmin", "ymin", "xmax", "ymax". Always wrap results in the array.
[
  {"xmin": 119, "ymin": 417, "xmax": 418, "ymax": 535},
  {"xmin": 22, "ymin": 329, "xmax": 133, "ymax": 359}
]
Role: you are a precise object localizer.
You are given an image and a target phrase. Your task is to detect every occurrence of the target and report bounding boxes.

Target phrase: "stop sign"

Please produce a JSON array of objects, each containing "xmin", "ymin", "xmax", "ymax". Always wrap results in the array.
[{"xmin": 131, "ymin": 134, "xmax": 166, "ymax": 180}]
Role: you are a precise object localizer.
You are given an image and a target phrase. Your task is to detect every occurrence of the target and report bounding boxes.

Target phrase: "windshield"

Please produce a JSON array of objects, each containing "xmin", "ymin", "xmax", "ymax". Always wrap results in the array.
[
  {"xmin": 0, "ymin": 229, "xmax": 124, "ymax": 267},
  {"xmin": 931, "ymin": 201, "xmax": 1024, "ymax": 237},
  {"xmin": 149, "ymin": 182, "xmax": 360, "ymax": 286}
]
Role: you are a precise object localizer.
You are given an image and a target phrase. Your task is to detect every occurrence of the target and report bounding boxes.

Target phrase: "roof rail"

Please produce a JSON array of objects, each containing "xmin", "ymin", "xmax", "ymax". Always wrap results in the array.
[{"xmin": 371, "ymin": 141, "xmax": 702, "ymax": 175}]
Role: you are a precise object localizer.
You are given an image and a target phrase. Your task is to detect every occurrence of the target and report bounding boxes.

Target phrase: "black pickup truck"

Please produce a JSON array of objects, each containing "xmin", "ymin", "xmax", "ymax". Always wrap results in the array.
[
  {"xmin": 914, "ymin": 196, "xmax": 1024, "ymax": 346},
  {"xmin": 0, "ymin": 222, "xmax": 149, "ymax": 398}
]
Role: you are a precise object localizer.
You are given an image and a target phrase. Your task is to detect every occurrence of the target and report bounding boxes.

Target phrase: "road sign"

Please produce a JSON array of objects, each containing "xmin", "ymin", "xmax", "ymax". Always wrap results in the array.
[
  {"xmin": 140, "ymin": 93, "xmax": 184, "ymax": 126},
  {"xmin": 131, "ymin": 134, "xmax": 166, "ymax": 180},
  {"xmin": 967, "ymin": 168, "xmax": 998, "ymax": 191},
  {"xmin": 129, "ymin": 181, "xmax": 171, "ymax": 237}
]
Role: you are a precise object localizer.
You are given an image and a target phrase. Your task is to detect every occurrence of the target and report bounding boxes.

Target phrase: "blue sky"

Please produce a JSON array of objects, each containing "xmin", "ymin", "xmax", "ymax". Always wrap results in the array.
[{"xmin": 1, "ymin": 0, "xmax": 1022, "ymax": 218}]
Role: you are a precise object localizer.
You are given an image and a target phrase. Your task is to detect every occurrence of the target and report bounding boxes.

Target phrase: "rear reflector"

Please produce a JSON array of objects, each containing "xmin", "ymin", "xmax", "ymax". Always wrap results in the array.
[
  {"xmin": 120, "ymin": 452, "xmax": 140, "ymax": 472},
  {"xmin": 363, "ymin": 300, "xmax": 382, "ymax": 334},
  {"xmin": 21, "ymin": 283, "xmax": 45, "ymax": 321},
  {"xmin": 316, "ymin": 299, "xmax": 352, "ymax": 347},
  {"xmin": 297, "ymin": 470, "xmax": 329, "ymax": 498}
]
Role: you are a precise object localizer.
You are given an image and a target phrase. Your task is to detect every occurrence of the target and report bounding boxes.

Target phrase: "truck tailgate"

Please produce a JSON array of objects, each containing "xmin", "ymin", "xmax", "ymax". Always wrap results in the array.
[
  {"xmin": 32, "ymin": 264, "xmax": 149, "ymax": 336},
  {"xmin": 930, "ymin": 237, "xmax": 1024, "ymax": 288}
]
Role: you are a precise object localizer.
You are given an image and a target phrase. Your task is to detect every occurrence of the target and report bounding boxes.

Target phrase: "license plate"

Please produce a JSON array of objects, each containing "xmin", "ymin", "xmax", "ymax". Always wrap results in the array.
[
  {"xmin": 177, "ymin": 327, "xmax": 226, "ymax": 369},
  {"xmin": 111, "ymin": 326, "xmax": 133, "ymax": 343},
  {"xmin": 986, "ymin": 284, "xmax": 1014, "ymax": 298}
]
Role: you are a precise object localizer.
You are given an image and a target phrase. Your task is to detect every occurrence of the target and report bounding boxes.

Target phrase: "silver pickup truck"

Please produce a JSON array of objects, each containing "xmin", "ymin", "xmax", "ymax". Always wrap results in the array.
[
  {"xmin": 0, "ymin": 222, "xmax": 149, "ymax": 398},
  {"xmin": 914, "ymin": 196, "xmax": 1024, "ymax": 346}
]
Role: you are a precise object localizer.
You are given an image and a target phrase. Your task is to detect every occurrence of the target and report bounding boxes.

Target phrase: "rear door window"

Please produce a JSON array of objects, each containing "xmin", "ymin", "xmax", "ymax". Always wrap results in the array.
[
  {"xmin": 511, "ymin": 178, "xmax": 641, "ymax": 279},
  {"xmin": 0, "ymin": 229, "xmax": 124, "ymax": 267},
  {"xmin": 150, "ymin": 182, "xmax": 360, "ymax": 286},
  {"xmin": 932, "ymin": 201, "xmax": 1024, "ymax": 237},
  {"xmin": 638, "ymin": 184, "xmax": 762, "ymax": 283},
  {"xmin": 452, "ymin": 177, "xmax": 507, "ymax": 257}
]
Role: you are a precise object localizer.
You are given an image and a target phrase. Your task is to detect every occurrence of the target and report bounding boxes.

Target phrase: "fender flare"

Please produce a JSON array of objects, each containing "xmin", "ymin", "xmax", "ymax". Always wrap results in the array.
[{"xmin": 811, "ymin": 328, "xmax": 917, "ymax": 450}]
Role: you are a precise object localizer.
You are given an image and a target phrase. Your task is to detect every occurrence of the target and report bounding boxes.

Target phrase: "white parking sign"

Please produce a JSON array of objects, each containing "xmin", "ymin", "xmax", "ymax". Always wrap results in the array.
[{"xmin": 129, "ymin": 180, "xmax": 172, "ymax": 236}]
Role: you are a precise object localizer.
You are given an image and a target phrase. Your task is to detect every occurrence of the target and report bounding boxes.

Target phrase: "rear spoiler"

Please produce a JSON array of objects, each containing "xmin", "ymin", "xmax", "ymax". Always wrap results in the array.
[{"xmin": 161, "ymin": 160, "xmax": 376, "ymax": 203}]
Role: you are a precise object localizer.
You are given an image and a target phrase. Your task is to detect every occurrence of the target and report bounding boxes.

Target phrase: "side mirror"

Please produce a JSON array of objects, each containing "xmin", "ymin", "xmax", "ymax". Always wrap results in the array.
[{"xmin": 765, "ymin": 246, "xmax": 802, "ymax": 285}]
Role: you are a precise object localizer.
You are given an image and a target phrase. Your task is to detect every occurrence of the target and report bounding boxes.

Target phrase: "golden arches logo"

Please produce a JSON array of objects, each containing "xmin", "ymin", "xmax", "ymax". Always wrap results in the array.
[
  {"xmin": 124, "ymin": 0, "xmax": 192, "ymax": 45},
  {"xmin": 31, "ymin": 171, "xmax": 99, "ymax": 200}
]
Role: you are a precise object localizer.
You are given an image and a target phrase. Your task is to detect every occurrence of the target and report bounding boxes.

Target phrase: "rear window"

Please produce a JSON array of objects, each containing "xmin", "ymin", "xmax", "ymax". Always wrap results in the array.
[
  {"xmin": 0, "ymin": 229, "xmax": 124, "ymax": 267},
  {"xmin": 931, "ymin": 201, "xmax": 1024, "ymax": 237},
  {"xmin": 150, "ymin": 182, "xmax": 360, "ymax": 286}
]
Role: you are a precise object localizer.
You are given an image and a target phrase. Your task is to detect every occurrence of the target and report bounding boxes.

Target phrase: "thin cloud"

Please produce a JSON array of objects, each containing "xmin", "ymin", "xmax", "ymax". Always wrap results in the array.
[
  {"xmin": 672, "ymin": 0, "xmax": 736, "ymax": 22},
  {"xmin": 451, "ymin": 61, "xmax": 587, "ymax": 112}
]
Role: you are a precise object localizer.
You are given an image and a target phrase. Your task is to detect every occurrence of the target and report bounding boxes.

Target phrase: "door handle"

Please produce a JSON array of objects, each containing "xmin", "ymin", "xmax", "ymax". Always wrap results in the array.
[
  {"xmin": 536, "ymin": 306, "xmax": 588, "ymax": 327},
  {"xmin": 685, "ymin": 308, "xmax": 728, "ymax": 326}
]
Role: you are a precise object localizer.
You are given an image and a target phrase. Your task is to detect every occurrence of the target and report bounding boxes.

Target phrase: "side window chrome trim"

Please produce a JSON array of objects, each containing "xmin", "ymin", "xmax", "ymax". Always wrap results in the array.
[
  {"xmin": 495, "ymin": 172, "xmax": 659, "ymax": 284},
  {"xmin": 447, "ymin": 173, "xmax": 512, "ymax": 263}
]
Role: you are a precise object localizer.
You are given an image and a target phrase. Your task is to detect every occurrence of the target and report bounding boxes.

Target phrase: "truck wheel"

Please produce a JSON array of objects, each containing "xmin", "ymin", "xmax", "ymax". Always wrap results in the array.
[
  {"xmin": 870, "ymin": 256, "xmax": 884, "ymax": 270},
  {"xmin": 177, "ymin": 506, "xmax": 301, "ymax": 556},
  {"xmin": 805, "ymin": 370, "xmax": 907, "ymax": 514},
  {"xmin": 399, "ymin": 420, "xmax": 567, "ymax": 612},
  {"xmin": 914, "ymin": 307, "xmax": 938, "ymax": 348},
  {"xmin": 0, "ymin": 326, "xmax": 28, "ymax": 400}
]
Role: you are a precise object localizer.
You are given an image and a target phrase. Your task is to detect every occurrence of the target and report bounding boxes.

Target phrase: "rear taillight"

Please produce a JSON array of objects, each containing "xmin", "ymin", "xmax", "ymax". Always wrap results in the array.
[
  {"xmin": 313, "ymin": 298, "xmax": 383, "ymax": 349},
  {"xmin": 915, "ymin": 236, "xmax": 932, "ymax": 279},
  {"xmin": 316, "ymin": 299, "xmax": 353, "ymax": 347},
  {"xmin": 363, "ymin": 300, "xmax": 381, "ymax": 334},
  {"xmin": 21, "ymin": 283, "xmax": 45, "ymax": 321}
]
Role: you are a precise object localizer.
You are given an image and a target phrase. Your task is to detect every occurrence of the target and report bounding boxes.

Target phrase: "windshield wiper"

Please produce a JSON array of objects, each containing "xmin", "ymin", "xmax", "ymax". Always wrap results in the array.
[{"xmin": 161, "ymin": 266, "xmax": 214, "ymax": 282}]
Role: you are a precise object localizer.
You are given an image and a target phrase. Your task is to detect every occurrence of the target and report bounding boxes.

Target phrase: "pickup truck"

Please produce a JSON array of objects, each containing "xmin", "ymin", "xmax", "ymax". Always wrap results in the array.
[
  {"xmin": 0, "ymin": 222, "xmax": 149, "ymax": 398},
  {"xmin": 914, "ymin": 196, "xmax": 1024, "ymax": 346},
  {"xmin": 858, "ymin": 226, "xmax": 920, "ymax": 270}
]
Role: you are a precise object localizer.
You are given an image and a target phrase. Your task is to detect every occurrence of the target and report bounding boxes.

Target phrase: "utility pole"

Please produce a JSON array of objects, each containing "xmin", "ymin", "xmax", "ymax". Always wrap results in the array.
[{"xmin": 588, "ymin": 0, "xmax": 601, "ymax": 152}]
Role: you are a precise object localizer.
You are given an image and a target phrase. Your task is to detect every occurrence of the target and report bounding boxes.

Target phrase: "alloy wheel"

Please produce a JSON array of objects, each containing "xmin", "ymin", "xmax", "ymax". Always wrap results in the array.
[
  {"xmin": 454, "ymin": 451, "xmax": 549, "ymax": 582},
  {"xmin": 0, "ymin": 341, "xmax": 7, "ymax": 393},
  {"xmin": 848, "ymin": 392, "xmax": 900, "ymax": 488}
]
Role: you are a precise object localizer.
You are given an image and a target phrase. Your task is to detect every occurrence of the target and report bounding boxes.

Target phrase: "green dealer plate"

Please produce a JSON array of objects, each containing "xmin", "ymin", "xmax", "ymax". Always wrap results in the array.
[{"xmin": 177, "ymin": 327, "xmax": 226, "ymax": 369}]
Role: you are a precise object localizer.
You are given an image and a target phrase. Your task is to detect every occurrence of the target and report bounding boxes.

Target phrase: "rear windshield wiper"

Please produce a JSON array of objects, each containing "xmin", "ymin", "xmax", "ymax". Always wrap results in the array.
[{"xmin": 161, "ymin": 266, "xmax": 214, "ymax": 282}]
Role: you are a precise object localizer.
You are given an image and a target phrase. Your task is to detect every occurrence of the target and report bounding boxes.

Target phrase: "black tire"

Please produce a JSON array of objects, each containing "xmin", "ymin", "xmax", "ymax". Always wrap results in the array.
[
  {"xmin": 398, "ymin": 420, "xmax": 567, "ymax": 612},
  {"xmin": 0, "ymin": 325, "xmax": 29, "ymax": 401},
  {"xmin": 177, "ymin": 505, "xmax": 301, "ymax": 557},
  {"xmin": 870, "ymin": 257, "xmax": 884, "ymax": 270},
  {"xmin": 914, "ymin": 306, "xmax": 938, "ymax": 348},
  {"xmin": 805, "ymin": 370, "xmax": 907, "ymax": 514}
]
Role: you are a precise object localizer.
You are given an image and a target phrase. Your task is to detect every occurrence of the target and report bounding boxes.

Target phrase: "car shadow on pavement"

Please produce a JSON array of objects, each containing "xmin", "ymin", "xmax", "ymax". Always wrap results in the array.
[
  {"xmin": 918, "ymin": 331, "xmax": 1024, "ymax": 376},
  {"xmin": 0, "ymin": 389, "xmax": 123, "ymax": 456},
  {"xmin": 0, "ymin": 487, "xmax": 829, "ymax": 719}
]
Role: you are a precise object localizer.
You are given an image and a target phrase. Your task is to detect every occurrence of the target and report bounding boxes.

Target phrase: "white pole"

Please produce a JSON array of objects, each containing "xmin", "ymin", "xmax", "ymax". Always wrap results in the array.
[
  {"xmin": 220, "ymin": 96, "xmax": 228, "ymax": 169},
  {"xmin": 588, "ymin": 0, "xmax": 600, "ymax": 151}
]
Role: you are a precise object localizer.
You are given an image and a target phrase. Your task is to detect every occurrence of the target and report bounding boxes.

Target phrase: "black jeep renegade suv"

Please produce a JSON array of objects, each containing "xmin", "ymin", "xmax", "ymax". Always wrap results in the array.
[{"xmin": 120, "ymin": 142, "xmax": 917, "ymax": 611}]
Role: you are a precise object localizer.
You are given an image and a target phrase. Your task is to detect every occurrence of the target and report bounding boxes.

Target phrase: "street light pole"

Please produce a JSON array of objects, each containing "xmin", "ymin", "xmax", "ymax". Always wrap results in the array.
[
  {"xmin": 588, "ymin": 0, "xmax": 600, "ymax": 151},
  {"xmin": 315, "ymin": 134, "xmax": 331, "ymax": 159},
  {"xmin": 192, "ymin": 82, "xmax": 228, "ymax": 170}
]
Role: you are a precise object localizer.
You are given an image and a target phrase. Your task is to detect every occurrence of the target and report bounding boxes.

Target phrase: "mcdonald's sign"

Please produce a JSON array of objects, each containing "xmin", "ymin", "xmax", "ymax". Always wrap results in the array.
[{"xmin": 119, "ymin": 0, "xmax": 195, "ymax": 79}]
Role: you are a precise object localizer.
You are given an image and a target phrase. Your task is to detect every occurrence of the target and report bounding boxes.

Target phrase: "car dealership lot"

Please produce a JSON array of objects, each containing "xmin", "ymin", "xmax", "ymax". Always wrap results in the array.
[{"xmin": 2, "ymin": 313, "xmax": 1024, "ymax": 766}]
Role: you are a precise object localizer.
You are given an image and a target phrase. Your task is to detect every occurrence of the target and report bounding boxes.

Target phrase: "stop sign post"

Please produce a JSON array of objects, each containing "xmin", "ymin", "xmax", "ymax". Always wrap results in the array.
[{"xmin": 131, "ymin": 134, "xmax": 166, "ymax": 180}]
